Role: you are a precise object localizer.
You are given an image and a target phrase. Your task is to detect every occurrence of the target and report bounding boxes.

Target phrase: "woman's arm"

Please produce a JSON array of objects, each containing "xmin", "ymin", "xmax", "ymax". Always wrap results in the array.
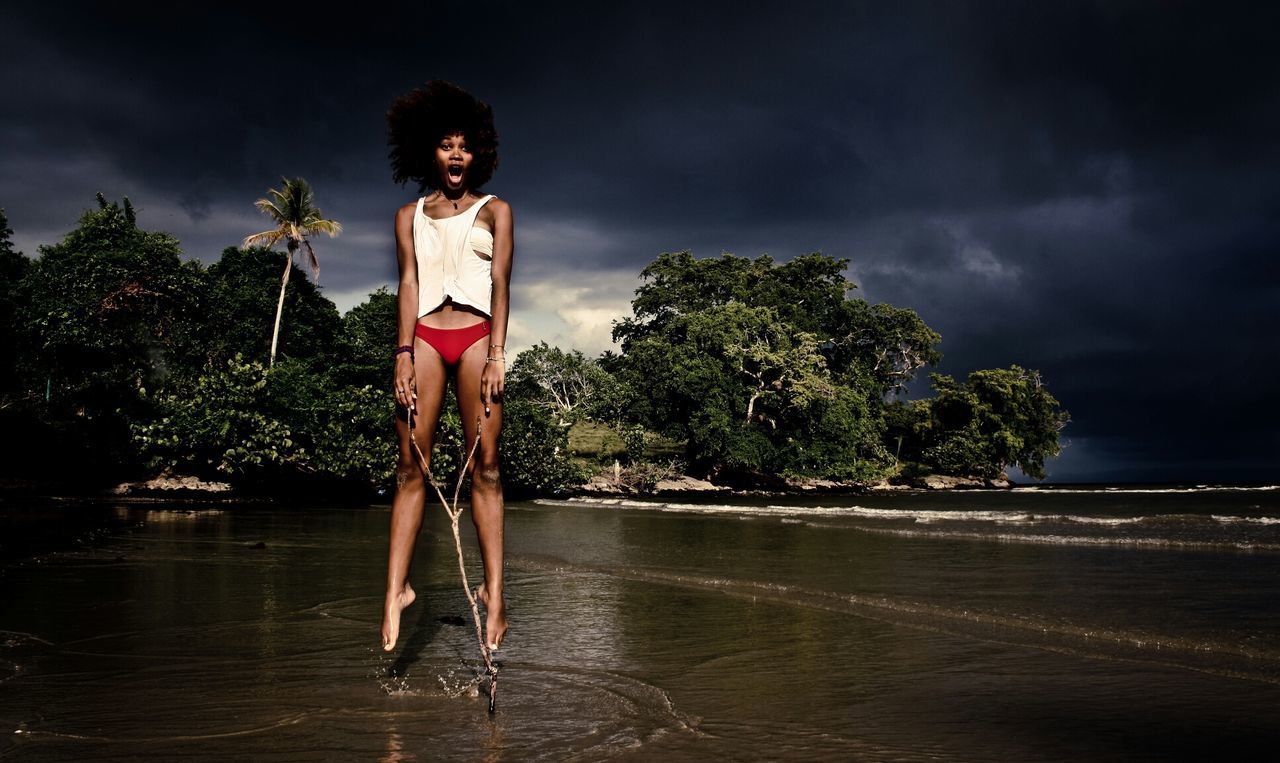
[
  {"xmin": 482, "ymin": 199, "xmax": 514, "ymax": 407},
  {"xmin": 394, "ymin": 203, "xmax": 419, "ymax": 412}
]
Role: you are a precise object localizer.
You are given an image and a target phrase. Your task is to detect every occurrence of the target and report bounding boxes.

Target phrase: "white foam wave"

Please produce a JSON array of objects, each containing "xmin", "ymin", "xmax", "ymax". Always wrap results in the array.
[
  {"xmin": 1012, "ymin": 485, "xmax": 1280, "ymax": 494},
  {"xmin": 539, "ymin": 497, "xmax": 1280, "ymax": 529},
  {"xmin": 855, "ymin": 526, "xmax": 1280, "ymax": 553},
  {"xmin": 1211, "ymin": 514, "xmax": 1280, "ymax": 525},
  {"xmin": 765, "ymin": 505, "xmax": 1154, "ymax": 526}
]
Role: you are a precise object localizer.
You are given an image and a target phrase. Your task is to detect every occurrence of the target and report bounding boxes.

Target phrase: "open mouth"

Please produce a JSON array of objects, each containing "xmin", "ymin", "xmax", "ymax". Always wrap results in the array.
[{"xmin": 447, "ymin": 164, "xmax": 464, "ymax": 180}]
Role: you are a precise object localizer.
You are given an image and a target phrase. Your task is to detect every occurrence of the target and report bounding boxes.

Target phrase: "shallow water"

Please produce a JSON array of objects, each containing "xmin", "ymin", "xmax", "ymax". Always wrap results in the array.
[{"xmin": 3, "ymin": 486, "xmax": 1280, "ymax": 761}]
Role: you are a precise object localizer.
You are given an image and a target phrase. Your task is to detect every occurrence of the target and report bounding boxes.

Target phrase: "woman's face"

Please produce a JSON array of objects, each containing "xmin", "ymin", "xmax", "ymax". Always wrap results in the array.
[{"xmin": 435, "ymin": 132, "xmax": 473, "ymax": 191}]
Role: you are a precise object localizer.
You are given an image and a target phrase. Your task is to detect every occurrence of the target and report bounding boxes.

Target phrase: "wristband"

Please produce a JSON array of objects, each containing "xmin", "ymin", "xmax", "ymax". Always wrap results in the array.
[{"xmin": 393, "ymin": 345, "xmax": 414, "ymax": 359}]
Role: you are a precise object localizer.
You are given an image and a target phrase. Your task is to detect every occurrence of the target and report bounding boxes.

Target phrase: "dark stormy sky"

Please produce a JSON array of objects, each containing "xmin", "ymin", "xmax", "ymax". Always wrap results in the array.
[{"xmin": 3, "ymin": 2, "xmax": 1278, "ymax": 483}]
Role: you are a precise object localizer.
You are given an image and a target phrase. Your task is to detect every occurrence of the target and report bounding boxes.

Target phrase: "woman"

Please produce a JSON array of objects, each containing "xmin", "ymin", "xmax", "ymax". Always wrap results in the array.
[{"xmin": 381, "ymin": 81, "xmax": 512, "ymax": 654}]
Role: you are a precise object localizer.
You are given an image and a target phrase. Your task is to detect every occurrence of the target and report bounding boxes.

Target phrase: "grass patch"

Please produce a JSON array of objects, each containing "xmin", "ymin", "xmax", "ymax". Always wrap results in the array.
[
  {"xmin": 568, "ymin": 421, "xmax": 624, "ymax": 460},
  {"xmin": 568, "ymin": 421, "xmax": 685, "ymax": 462}
]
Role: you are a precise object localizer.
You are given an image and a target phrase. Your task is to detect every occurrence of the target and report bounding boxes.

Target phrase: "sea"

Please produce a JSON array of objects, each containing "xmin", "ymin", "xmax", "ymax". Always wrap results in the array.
[{"xmin": 2, "ymin": 483, "xmax": 1279, "ymax": 761}]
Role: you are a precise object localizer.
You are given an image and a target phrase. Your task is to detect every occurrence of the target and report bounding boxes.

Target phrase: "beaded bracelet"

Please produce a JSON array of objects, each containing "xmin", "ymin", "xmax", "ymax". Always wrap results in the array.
[{"xmin": 393, "ymin": 345, "xmax": 414, "ymax": 359}]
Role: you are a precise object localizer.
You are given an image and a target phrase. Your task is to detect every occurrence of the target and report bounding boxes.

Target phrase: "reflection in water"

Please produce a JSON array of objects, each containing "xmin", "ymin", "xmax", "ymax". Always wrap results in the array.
[
  {"xmin": 3, "ymin": 493, "xmax": 1280, "ymax": 760},
  {"xmin": 381, "ymin": 722, "xmax": 414, "ymax": 763}
]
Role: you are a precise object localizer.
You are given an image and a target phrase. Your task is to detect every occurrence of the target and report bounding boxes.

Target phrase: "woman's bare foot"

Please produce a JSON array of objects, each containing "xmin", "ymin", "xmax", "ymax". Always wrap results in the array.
[
  {"xmin": 475, "ymin": 585, "xmax": 508, "ymax": 651},
  {"xmin": 381, "ymin": 581, "xmax": 416, "ymax": 652}
]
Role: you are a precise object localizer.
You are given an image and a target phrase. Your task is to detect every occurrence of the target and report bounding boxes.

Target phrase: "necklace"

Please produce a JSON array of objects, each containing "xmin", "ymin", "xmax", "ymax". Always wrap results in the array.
[{"xmin": 439, "ymin": 191, "xmax": 469, "ymax": 210}]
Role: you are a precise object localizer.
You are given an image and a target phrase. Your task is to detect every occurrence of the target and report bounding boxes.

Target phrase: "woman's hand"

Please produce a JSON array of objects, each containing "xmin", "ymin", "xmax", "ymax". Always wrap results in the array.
[
  {"xmin": 394, "ymin": 354, "xmax": 416, "ymax": 414},
  {"xmin": 481, "ymin": 356, "xmax": 505, "ymax": 415}
]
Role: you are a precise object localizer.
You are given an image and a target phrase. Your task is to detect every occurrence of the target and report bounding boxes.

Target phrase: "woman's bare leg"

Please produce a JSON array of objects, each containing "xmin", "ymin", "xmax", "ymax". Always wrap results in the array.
[
  {"xmin": 382, "ymin": 345, "xmax": 447, "ymax": 652},
  {"xmin": 457, "ymin": 340, "xmax": 508, "ymax": 650}
]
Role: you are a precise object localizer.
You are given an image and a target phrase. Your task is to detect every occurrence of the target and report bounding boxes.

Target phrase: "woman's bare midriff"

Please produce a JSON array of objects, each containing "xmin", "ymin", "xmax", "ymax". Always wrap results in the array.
[{"xmin": 418, "ymin": 299, "xmax": 489, "ymax": 330}]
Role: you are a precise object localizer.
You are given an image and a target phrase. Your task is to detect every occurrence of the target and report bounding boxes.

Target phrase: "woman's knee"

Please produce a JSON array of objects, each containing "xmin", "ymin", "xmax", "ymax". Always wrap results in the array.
[
  {"xmin": 395, "ymin": 461, "xmax": 425, "ymax": 491},
  {"xmin": 470, "ymin": 455, "xmax": 502, "ymax": 490}
]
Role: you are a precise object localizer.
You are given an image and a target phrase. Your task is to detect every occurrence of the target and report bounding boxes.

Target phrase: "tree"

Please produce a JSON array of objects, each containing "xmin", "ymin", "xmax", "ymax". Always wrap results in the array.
[
  {"xmin": 261, "ymin": 356, "xmax": 397, "ymax": 490},
  {"xmin": 613, "ymin": 251, "xmax": 936, "ymax": 479},
  {"xmin": 0, "ymin": 207, "xmax": 23, "ymax": 267},
  {"xmin": 242, "ymin": 177, "xmax": 342, "ymax": 367},
  {"xmin": 507, "ymin": 342, "xmax": 627, "ymax": 427},
  {"xmin": 621, "ymin": 301, "xmax": 884, "ymax": 477},
  {"xmin": 202, "ymin": 246, "xmax": 342, "ymax": 369},
  {"xmin": 499, "ymin": 398, "xmax": 585, "ymax": 495},
  {"xmin": 907, "ymin": 366, "xmax": 1070, "ymax": 480},
  {"xmin": 333, "ymin": 287, "xmax": 397, "ymax": 390},
  {"xmin": 828, "ymin": 300, "xmax": 942, "ymax": 396},
  {"xmin": 15, "ymin": 194, "xmax": 205, "ymax": 473},
  {"xmin": 134, "ymin": 355, "xmax": 301, "ymax": 480},
  {"xmin": 614, "ymin": 250, "xmax": 940, "ymax": 396},
  {"xmin": 0, "ymin": 208, "xmax": 31, "ymax": 408}
]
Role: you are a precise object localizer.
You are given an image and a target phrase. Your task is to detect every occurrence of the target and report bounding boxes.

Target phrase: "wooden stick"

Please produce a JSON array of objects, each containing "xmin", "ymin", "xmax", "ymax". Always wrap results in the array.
[{"xmin": 406, "ymin": 408, "xmax": 500, "ymax": 712}]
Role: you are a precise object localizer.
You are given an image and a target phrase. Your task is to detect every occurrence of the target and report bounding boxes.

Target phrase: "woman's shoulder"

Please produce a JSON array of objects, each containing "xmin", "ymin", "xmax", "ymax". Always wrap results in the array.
[
  {"xmin": 481, "ymin": 195, "xmax": 512, "ymax": 219},
  {"xmin": 396, "ymin": 199, "xmax": 421, "ymax": 222}
]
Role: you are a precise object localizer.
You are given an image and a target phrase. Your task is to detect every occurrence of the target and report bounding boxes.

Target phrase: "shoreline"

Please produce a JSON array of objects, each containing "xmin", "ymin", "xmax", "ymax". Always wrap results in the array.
[
  {"xmin": 2, "ymin": 470, "xmax": 1012, "ymax": 503},
  {"xmin": 10, "ymin": 471, "xmax": 1273, "ymax": 505},
  {"xmin": 573, "ymin": 471, "xmax": 1014, "ymax": 499},
  {"xmin": 2, "ymin": 476, "xmax": 1277, "ymax": 512}
]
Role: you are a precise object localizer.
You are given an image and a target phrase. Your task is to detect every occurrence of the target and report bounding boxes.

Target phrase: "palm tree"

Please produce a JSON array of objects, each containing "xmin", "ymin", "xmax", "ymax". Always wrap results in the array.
[{"xmin": 242, "ymin": 177, "xmax": 342, "ymax": 367}]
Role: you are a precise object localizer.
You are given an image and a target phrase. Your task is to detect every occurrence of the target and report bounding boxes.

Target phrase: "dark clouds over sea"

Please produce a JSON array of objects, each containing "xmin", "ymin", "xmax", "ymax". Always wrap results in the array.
[{"xmin": 3, "ymin": 1, "xmax": 1277, "ymax": 482}]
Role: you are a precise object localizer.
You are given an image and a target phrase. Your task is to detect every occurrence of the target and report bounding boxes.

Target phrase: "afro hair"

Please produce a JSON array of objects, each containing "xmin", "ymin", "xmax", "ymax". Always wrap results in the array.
[{"xmin": 387, "ymin": 80, "xmax": 500, "ymax": 193}]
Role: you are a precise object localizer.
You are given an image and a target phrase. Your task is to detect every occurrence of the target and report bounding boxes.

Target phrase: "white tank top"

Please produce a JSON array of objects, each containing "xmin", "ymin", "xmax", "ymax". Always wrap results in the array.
[{"xmin": 413, "ymin": 195, "xmax": 496, "ymax": 318}]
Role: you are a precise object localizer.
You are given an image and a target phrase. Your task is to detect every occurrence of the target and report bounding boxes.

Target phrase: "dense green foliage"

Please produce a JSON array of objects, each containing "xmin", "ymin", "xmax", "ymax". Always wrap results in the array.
[
  {"xmin": 612, "ymin": 252, "xmax": 934, "ymax": 479},
  {"xmin": 12, "ymin": 196, "xmax": 206, "ymax": 473},
  {"xmin": 499, "ymin": 399, "xmax": 587, "ymax": 493},
  {"xmin": 3, "ymin": 199, "xmax": 1067, "ymax": 493},
  {"xmin": 202, "ymin": 246, "xmax": 343, "ymax": 367},
  {"xmin": 507, "ymin": 342, "xmax": 630, "ymax": 427},
  {"xmin": 887, "ymin": 367, "xmax": 1070, "ymax": 480},
  {"xmin": 0, "ymin": 209, "xmax": 30, "ymax": 409},
  {"xmin": 607, "ymin": 250, "xmax": 1066, "ymax": 481},
  {"xmin": 134, "ymin": 356, "xmax": 301, "ymax": 478},
  {"xmin": 1, "ymin": 197, "xmax": 579, "ymax": 495},
  {"xmin": 333, "ymin": 287, "xmax": 398, "ymax": 389},
  {"xmin": 616, "ymin": 252, "xmax": 942, "ymax": 396}
]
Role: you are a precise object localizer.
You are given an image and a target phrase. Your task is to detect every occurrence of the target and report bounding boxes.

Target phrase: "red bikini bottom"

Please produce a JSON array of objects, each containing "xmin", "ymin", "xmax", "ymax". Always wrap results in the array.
[{"xmin": 414, "ymin": 321, "xmax": 491, "ymax": 365}]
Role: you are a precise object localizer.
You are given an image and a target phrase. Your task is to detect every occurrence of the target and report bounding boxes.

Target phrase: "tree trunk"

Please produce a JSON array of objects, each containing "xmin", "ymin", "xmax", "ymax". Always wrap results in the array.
[{"xmin": 269, "ymin": 252, "xmax": 292, "ymax": 367}]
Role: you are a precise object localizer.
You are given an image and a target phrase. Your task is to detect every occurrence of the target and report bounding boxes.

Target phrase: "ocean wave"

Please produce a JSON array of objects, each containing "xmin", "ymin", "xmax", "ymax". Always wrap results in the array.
[
  {"xmin": 1012, "ymin": 485, "xmax": 1280, "ymax": 494},
  {"xmin": 1211, "ymin": 514, "xmax": 1280, "ymax": 525},
  {"xmin": 538, "ymin": 497, "xmax": 1280, "ymax": 528},
  {"xmin": 852, "ymin": 526, "xmax": 1280, "ymax": 553}
]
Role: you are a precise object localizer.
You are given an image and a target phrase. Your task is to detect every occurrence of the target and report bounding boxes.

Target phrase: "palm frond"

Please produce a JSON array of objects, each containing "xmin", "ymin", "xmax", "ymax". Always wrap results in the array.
[
  {"xmin": 302, "ymin": 238, "xmax": 320, "ymax": 280},
  {"xmin": 253, "ymin": 198, "xmax": 286, "ymax": 223},
  {"xmin": 305, "ymin": 219, "xmax": 343, "ymax": 237},
  {"xmin": 242, "ymin": 229, "xmax": 285, "ymax": 249},
  {"xmin": 246, "ymin": 176, "xmax": 340, "ymax": 275}
]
